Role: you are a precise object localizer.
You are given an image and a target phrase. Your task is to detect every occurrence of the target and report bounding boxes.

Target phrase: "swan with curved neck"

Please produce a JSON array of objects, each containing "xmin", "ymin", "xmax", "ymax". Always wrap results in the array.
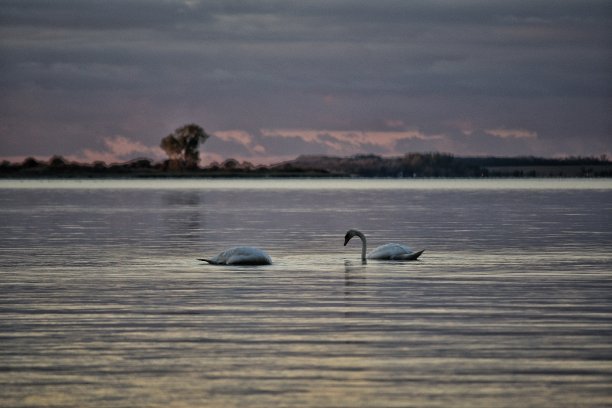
[
  {"xmin": 198, "ymin": 246, "xmax": 272, "ymax": 265},
  {"xmin": 344, "ymin": 229, "xmax": 424, "ymax": 261}
]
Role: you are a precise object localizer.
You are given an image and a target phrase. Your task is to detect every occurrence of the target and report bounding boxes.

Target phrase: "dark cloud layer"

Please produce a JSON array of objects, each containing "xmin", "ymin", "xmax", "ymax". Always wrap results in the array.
[{"xmin": 1, "ymin": 0, "xmax": 611, "ymax": 163}]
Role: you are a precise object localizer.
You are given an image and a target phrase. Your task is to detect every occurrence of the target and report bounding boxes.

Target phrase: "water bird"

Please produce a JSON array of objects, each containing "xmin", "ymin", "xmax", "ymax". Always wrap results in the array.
[
  {"xmin": 198, "ymin": 246, "xmax": 272, "ymax": 265},
  {"xmin": 344, "ymin": 229, "xmax": 424, "ymax": 261}
]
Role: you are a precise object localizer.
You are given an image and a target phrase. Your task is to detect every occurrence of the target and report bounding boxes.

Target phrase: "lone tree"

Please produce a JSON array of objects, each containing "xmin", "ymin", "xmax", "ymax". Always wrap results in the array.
[{"xmin": 160, "ymin": 124, "xmax": 210, "ymax": 169}]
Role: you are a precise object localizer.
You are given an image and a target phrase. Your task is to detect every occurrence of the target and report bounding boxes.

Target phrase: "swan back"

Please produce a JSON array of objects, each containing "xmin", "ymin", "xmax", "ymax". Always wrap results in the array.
[
  {"xmin": 345, "ymin": 229, "xmax": 424, "ymax": 261},
  {"xmin": 200, "ymin": 246, "xmax": 272, "ymax": 265},
  {"xmin": 367, "ymin": 243, "xmax": 418, "ymax": 260}
]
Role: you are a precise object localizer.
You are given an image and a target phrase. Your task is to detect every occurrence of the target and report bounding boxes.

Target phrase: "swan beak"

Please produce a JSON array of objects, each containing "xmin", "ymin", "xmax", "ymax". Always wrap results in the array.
[{"xmin": 343, "ymin": 236, "xmax": 350, "ymax": 246}]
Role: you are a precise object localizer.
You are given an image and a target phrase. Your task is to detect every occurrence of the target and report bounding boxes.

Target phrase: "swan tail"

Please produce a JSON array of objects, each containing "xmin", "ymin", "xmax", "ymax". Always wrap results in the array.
[
  {"xmin": 398, "ymin": 249, "xmax": 425, "ymax": 261},
  {"xmin": 197, "ymin": 258, "xmax": 216, "ymax": 264}
]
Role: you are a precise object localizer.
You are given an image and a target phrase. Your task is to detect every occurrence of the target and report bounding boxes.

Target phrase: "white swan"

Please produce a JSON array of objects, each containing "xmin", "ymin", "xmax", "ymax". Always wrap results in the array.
[
  {"xmin": 344, "ymin": 229, "xmax": 424, "ymax": 261},
  {"xmin": 198, "ymin": 246, "xmax": 272, "ymax": 265}
]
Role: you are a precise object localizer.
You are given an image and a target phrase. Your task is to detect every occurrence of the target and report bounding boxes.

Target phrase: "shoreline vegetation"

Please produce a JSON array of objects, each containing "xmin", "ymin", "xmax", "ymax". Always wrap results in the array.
[
  {"xmin": 5, "ymin": 126, "xmax": 609, "ymax": 179},
  {"xmin": 1, "ymin": 153, "xmax": 611, "ymax": 179}
]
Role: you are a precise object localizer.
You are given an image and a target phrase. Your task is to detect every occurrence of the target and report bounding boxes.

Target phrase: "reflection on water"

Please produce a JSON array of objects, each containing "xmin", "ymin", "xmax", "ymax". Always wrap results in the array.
[
  {"xmin": 0, "ymin": 179, "xmax": 611, "ymax": 407},
  {"xmin": 161, "ymin": 191, "xmax": 205, "ymax": 243}
]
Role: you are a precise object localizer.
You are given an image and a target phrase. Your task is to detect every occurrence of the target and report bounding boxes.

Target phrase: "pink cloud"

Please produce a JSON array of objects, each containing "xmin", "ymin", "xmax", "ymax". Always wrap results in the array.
[
  {"xmin": 212, "ymin": 130, "xmax": 267, "ymax": 155},
  {"xmin": 75, "ymin": 149, "xmax": 120, "ymax": 164},
  {"xmin": 104, "ymin": 136, "xmax": 163, "ymax": 157},
  {"xmin": 485, "ymin": 128, "xmax": 538, "ymax": 139},
  {"xmin": 67, "ymin": 136, "xmax": 164, "ymax": 164},
  {"xmin": 260, "ymin": 128, "xmax": 443, "ymax": 154},
  {"xmin": 214, "ymin": 130, "xmax": 253, "ymax": 146},
  {"xmin": 252, "ymin": 144, "xmax": 266, "ymax": 154},
  {"xmin": 446, "ymin": 119, "xmax": 476, "ymax": 136}
]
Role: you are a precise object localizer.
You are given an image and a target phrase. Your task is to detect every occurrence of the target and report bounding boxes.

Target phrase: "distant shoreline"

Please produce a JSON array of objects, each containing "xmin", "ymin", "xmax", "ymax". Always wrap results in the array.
[
  {"xmin": 0, "ymin": 169, "xmax": 612, "ymax": 180},
  {"xmin": 0, "ymin": 169, "xmax": 338, "ymax": 179},
  {"xmin": 2, "ymin": 153, "xmax": 611, "ymax": 178}
]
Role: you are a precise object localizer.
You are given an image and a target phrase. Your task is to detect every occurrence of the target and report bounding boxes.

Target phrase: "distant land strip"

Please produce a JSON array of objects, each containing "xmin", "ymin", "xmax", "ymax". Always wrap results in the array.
[{"xmin": 1, "ymin": 153, "xmax": 611, "ymax": 178}]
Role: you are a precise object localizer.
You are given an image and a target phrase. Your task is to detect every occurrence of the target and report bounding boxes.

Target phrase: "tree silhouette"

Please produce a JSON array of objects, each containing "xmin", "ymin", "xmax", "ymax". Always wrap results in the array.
[{"xmin": 160, "ymin": 124, "xmax": 210, "ymax": 169}]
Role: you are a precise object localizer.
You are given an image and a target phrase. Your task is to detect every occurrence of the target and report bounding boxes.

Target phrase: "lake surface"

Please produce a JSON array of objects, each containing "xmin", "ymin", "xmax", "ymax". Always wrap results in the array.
[{"xmin": 1, "ymin": 179, "xmax": 611, "ymax": 407}]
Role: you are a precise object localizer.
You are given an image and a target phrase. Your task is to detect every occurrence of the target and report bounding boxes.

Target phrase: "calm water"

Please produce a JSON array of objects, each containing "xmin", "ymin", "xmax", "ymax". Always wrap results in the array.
[{"xmin": 1, "ymin": 179, "xmax": 611, "ymax": 407}]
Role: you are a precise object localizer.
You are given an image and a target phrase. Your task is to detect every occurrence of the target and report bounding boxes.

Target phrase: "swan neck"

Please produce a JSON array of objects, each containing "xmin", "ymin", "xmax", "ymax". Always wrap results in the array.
[{"xmin": 356, "ymin": 231, "xmax": 367, "ymax": 260}]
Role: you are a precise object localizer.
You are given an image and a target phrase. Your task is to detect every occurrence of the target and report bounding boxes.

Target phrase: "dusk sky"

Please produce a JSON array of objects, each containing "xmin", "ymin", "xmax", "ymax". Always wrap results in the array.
[{"xmin": 1, "ymin": 0, "xmax": 611, "ymax": 164}]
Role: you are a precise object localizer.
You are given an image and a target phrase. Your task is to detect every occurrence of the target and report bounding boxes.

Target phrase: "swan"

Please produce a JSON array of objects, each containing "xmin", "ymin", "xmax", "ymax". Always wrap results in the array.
[
  {"xmin": 198, "ymin": 246, "xmax": 272, "ymax": 265},
  {"xmin": 344, "ymin": 229, "xmax": 424, "ymax": 261}
]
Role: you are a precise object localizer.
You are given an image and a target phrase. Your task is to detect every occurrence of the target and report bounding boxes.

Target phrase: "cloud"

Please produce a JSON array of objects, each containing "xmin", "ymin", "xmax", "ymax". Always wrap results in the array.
[
  {"xmin": 485, "ymin": 128, "xmax": 538, "ymax": 139},
  {"xmin": 214, "ymin": 130, "xmax": 254, "ymax": 148},
  {"xmin": 104, "ymin": 135, "xmax": 162, "ymax": 157},
  {"xmin": 68, "ymin": 136, "xmax": 164, "ymax": 164},
  {"xmin": 204, "ymin": 131, "xmax": 268, "ymax": 161},
  {"xmin": 260, "ymin": 129, "xmax": 443, "ymax": 156},
  {"xmin": 0, "ymin": 0, "xmax": 610, "ymax": 161}
]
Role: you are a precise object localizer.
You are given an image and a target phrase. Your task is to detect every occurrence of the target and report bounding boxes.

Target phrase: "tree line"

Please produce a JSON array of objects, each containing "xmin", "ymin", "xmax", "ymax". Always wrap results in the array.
[
  {"xmin": 286, "ymin": 153, "xmax": 612, "ymax": 178},
  {"xmin": 1, "ymin": 124, "xmax": 611, "ymax": 178}
]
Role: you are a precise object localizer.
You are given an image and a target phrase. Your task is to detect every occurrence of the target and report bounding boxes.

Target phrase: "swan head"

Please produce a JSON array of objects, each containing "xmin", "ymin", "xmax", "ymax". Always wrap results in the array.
[{"xmin": 344, "ymin": 229, "xmax": 362, "ymax": 246}]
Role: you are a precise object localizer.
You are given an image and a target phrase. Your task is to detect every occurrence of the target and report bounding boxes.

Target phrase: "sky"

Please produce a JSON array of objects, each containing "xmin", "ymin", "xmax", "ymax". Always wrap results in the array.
[{"xmin": 1, "ymin": 0, "xmax": 611, "ymax": 165}]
